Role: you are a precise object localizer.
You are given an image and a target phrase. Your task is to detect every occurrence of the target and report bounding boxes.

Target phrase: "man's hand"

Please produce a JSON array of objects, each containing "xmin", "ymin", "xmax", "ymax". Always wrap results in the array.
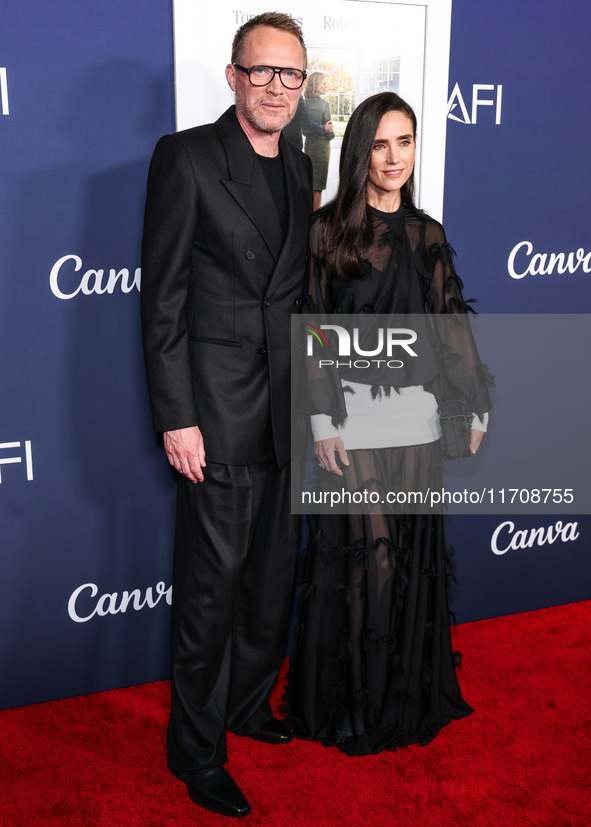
[
  {"xmin": 324, "ymin": 120, "xmax": 334, "ymax": 133},
  {"xmin": 163, "ymin": 426, "xmax": 206, "ymax": 483},
  {"xmin": 314, "ymin": 436, "xmax": 349, "ymax": 476}
]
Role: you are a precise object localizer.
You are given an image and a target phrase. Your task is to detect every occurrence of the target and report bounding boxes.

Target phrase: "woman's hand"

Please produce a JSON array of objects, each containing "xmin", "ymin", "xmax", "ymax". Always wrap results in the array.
[
  {"xmin": 314, "ymin": 437, "xmax": 349, "ymax": 476},
  {"xmin": 469, "ymin": 428, "xmax": 484, "ymax": 455}
]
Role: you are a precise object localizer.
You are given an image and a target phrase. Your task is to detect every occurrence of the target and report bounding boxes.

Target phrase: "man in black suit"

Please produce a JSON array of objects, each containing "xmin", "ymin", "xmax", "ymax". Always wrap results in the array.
[{"xmin": 140, "ymin": 12, "xmax": 312, "ymax": 818}]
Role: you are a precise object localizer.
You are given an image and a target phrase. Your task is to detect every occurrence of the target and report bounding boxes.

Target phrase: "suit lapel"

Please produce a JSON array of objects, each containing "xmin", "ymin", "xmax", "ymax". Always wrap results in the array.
[
  {"xmin": 265, "ymin": 134, "xmax": 311, "ymax": 298},
  {"xmin": 216, "ymin": 108, "xmax": 283, "ymax": 261}
]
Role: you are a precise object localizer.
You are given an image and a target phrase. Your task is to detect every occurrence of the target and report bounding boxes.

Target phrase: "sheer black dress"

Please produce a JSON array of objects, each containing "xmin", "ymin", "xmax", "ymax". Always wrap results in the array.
[{"xmin": 283, "ymin": 203, "xmax": 492, "ymax": 756}]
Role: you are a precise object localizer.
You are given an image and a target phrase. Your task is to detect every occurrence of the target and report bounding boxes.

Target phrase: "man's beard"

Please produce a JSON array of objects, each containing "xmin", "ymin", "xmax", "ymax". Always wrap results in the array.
[{"xmin": 238, "ymin": 97, "xmax": 295, "ymax": 134}]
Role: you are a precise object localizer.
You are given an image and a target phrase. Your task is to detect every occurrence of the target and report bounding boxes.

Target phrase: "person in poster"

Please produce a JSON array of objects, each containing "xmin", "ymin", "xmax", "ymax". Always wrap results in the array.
[{"xmin": 303, "ymin": 71, "xmax": 335, "ymax": 209}]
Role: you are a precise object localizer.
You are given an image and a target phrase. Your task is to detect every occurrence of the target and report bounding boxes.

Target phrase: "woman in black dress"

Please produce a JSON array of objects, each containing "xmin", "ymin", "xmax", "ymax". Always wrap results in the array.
[{"xmin": 284, "ymin": 92, "xmax": 492, "ymax": 756}]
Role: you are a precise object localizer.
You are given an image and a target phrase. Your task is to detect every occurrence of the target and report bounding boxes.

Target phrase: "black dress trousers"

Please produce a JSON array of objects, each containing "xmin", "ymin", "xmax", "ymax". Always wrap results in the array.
[{"xmin": 166, "ymin": 459, "xmax": 297, "ymax": 779}]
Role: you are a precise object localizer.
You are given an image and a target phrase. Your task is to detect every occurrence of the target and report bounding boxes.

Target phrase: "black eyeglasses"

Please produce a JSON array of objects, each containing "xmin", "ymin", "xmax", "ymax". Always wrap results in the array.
[{"xmin": 234, "ymin": 64, "xmax": 307, "ymax": 90}]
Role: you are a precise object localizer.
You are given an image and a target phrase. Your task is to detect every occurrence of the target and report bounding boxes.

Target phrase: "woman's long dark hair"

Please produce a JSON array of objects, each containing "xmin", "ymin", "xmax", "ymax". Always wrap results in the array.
[{"xmin": 323, "ymin": 92, "xmax": 418, "ymax": 280}]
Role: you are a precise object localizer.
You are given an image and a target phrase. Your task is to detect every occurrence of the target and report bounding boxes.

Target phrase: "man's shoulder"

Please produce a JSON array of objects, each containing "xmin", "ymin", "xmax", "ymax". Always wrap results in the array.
[
  {"xmin": 165, "ymin": 121, "xmax": 220, "ymax": 151},
  {"xmin": 158, "ymin": 107, "xmax": 237, "ymax": 151},
  {"xmin": 175, "ymin": 122, "xmax": 217, "ymax": 141},
  {"xmin": 149, "ymin": 125, "xmax": 214, "ymax": 164}
]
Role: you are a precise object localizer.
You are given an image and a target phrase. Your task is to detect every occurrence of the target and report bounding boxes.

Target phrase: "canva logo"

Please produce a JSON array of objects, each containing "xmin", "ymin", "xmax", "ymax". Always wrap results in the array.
[
  {"xmin": 0, "ymin": 440, "xmax": 33, "ymax": 483},
  {"xmin": 491, "ymin": 520, "xmax": 579, "ymax": 555},
  {"xmin": 508, "ymin": 242, "xmax": 591, "ymax": 279},
  {"xmin": 1, "ymin": 68, "xmax": 9, "ymax": 115},
  {"xmin": 68, "ymin": 581, "xmax": 172, "ymax": 623},
  {"xmin": 447, "ymin": 83, "xmax": 503, "ymax": 125},
  {"xmin": 49, "ymin": 254, "xmax": 141, "ymax": 299}
]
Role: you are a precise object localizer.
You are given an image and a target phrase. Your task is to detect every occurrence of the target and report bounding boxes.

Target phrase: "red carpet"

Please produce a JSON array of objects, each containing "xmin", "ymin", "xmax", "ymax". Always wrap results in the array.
[{"xmin": 1, "ymin": 601, "xmax": 590, "ymax": 826}]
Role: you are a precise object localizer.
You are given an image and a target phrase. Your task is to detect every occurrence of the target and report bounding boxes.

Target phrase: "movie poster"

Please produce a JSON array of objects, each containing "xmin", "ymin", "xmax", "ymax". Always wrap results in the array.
[{"xmin": 172, "ymin": 0, "xmax": 451, "ymax": 217}]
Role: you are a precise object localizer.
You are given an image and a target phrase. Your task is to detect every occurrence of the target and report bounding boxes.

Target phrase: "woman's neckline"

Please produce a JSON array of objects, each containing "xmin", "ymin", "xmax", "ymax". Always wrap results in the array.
[{"xmin": 369, "ymin": 202, "xmax": 404, "ymax": 219}]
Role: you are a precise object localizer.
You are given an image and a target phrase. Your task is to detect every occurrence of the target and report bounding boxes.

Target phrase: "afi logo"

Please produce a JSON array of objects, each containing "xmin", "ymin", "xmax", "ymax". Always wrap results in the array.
[
  {"xmin": 0, "ymin": 440, "xmax": 34, "ymax": 482},
  {"xmin": 447, "ymin": 83, "xmax": 503, "ymax": 125},
  {"xmin": 1, "ymin": 68, "xmax": 9, "ymax": 115}
]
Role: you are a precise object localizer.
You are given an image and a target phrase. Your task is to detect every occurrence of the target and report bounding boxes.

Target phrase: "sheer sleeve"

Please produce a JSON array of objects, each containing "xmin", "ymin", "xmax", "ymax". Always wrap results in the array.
[
  {"xmin": 303, "ymin": 214, "xmax": 331, "ymax": 312},
  {"xmin": 421, "ymin": 220, "xmax": 475, "ymax": 315},
  {"xmin": 301, "ymin": 215, "xmax": 349, "ymax": 427},
  {"xmin": 410, "ymin": 217, "xmax": 493, "ymax": 418},
  {"xmin": 425, "ymin": 221, "xmax": 493, "ymax": 419}
]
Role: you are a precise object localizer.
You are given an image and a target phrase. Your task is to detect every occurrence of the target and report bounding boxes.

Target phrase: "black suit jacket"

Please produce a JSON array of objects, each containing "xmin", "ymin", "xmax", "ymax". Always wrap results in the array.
[{"xmin": 141, "ymin": 106, "xmax": 313, "ymax": 467}]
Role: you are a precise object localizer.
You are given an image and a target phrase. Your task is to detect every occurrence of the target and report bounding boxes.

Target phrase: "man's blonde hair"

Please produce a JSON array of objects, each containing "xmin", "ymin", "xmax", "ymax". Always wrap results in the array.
[{"xmin": 231, "ymin": 12, "xmax": 307, "ymax": 69}]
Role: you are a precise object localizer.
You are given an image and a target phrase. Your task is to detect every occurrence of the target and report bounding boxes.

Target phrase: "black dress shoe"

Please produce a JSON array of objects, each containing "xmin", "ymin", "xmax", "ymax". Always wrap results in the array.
[
  {"xmin": 186, "ymin": 767, "xmax": 250, "ymax": 817},
  {"xmin": 245, "ymin": 717, "xmax": 293, "ymax": 744}
]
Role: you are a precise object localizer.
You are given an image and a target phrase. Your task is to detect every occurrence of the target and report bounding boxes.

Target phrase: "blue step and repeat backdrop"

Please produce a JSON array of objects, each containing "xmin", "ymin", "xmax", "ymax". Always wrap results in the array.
[{"xmin": 1, "ymin": 0, "xmax": 589, "ymax": 708}]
